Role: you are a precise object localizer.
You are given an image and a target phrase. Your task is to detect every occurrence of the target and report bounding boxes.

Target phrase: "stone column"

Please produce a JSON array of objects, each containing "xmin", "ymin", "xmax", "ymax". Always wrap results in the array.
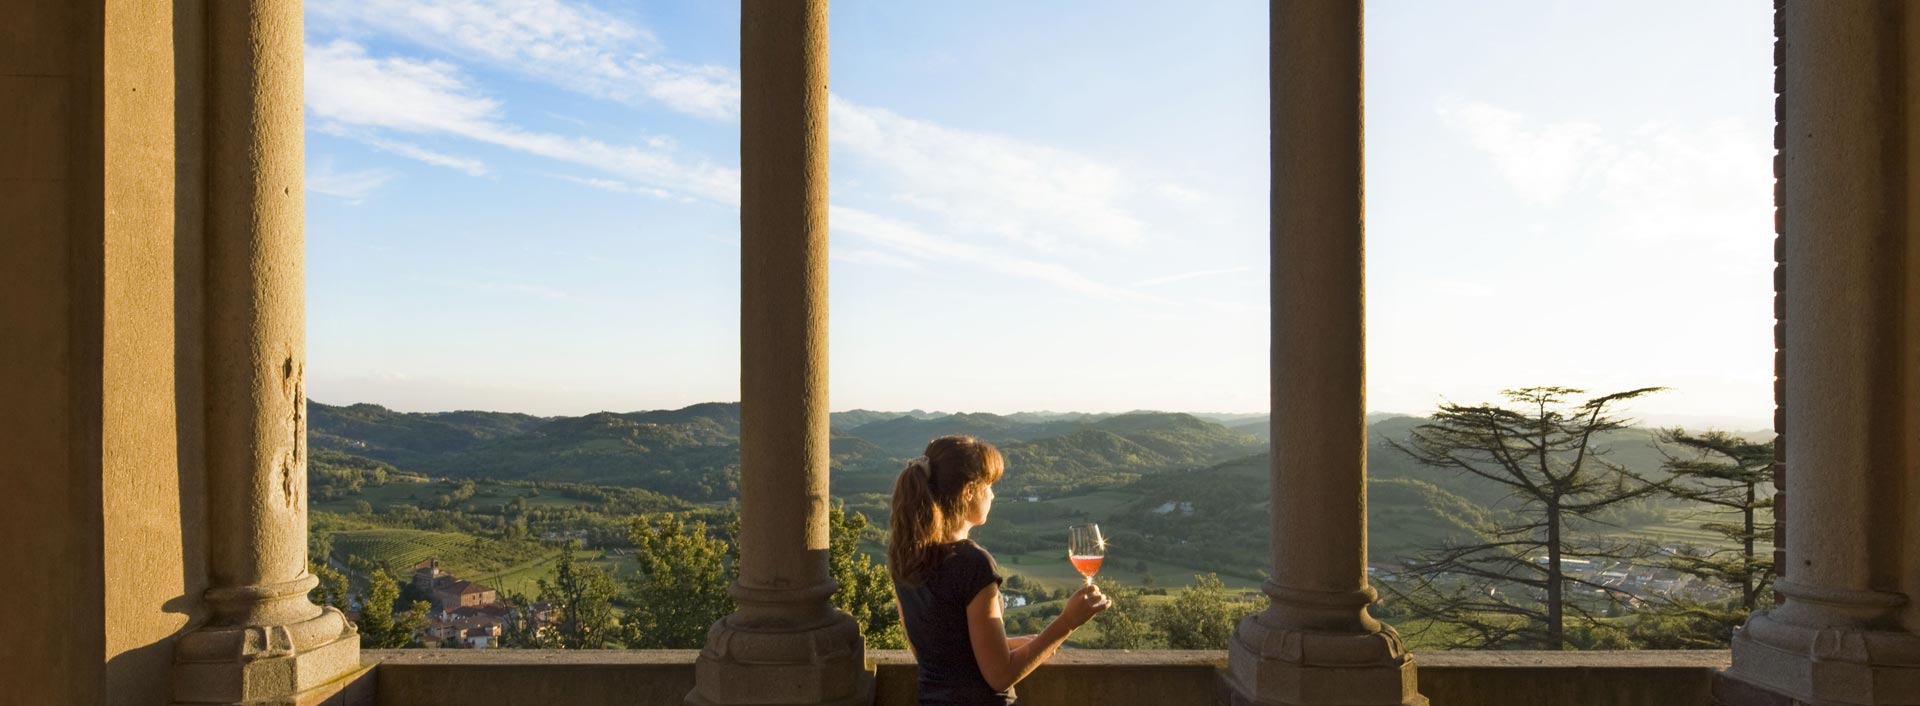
[
  {"xmin": 1721, "ymin": 3, "xmax": 1920, "ymax": 705},
  {"xmin": 171, "ymin": 0, "xmax": 362, "ymax": 703},
  {"xmin": 688, "ymin": 1, "xmax": 871, "ymax": 704},
  {"xmin": 1226, "ymin": 2, "xmax": 1423, "ymax": 705}
]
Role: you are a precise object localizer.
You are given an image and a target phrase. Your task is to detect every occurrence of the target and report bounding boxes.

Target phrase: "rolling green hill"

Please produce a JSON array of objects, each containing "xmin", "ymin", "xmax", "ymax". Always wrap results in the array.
[
  {"xmin": 309, "ymin": 401, "xmax": 547, "ymax": 468},
  {"xmin": 315, "ymin": 402, "xmax": 1266, "ymax": 500}
]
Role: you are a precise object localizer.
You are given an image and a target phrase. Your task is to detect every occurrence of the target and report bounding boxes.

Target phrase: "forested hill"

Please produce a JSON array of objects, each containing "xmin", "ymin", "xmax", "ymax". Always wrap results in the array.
[
  {"xmin": 309, "ymin": 400, "xmax": 1750, "ymax": 506},
  {"xmin": 308, "ymin": 402, "xmax": 548, "ymax": 469},
  {"xmin": 308, "ymin": 402, "xmax": 1261, "ymax": 500}
]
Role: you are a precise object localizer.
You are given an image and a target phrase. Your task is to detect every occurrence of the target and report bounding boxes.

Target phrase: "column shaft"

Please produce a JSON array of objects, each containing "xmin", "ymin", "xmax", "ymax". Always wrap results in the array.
[
  {"xmin": 172, "ymin": 0, "xmax": 362, "ymax": 702},
  {"xmin": 204, "ymin": 0, "xmax": 313, "ymax": 617},
  {"xmin": 1267, "ymin": 0, "xmax": 1371, "ymax": 622},
  {"xmin": 689, "ymin": 2, "xmax": 870, "ymax": 704},
  {"xmin": 737, "ymin": 0, "xmax": 833, "ymax": 613},
  {"xmin": 1722, "ymin": 3, "xmax": 1920, "ymax": 704},
  {"xmin": 1227, "ymin": 3, "xmax": 1421, "ymax": 704}
]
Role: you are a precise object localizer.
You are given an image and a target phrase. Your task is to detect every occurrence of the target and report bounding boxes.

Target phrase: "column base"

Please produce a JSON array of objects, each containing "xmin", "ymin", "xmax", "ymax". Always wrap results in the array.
[
  {"xmin": 171, "ymin": 605, "xmax": 362, "ymax": 705},
  {"xmin": 1227, "ymin": 610, "xmax": 1426, "ymax": 706},
  {"xmin": 687, "ymin": 607, "xmax": 873, "ymax": 706},
  {"xmin": 1723, "ymin": 604, "xmax": 1920, "ymax": 706}
]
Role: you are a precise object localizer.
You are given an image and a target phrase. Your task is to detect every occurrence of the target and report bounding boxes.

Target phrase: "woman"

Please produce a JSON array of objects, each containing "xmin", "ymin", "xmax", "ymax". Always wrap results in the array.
[{"xmin": 889, "ymin": 435, "xmax": 1109, "ymax": 705}]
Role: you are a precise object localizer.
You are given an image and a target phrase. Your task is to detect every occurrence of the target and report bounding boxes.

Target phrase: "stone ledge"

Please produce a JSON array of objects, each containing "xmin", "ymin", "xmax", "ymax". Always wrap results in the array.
[{"xmin": 364, "ymin": 649, "xmax": 1730, "ymax": 706}]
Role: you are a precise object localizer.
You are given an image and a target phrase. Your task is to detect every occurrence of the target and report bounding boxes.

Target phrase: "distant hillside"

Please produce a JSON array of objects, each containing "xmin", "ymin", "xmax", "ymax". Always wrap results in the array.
[
  {"xmin": 845, "ymin": 412, "xmax": 1071, "ymax": 457},
  {"xmin": 1109, "ymin": 453, "xmax": 1496, "ymax": 567},
  {"xmin": 832, "ymin": 411, "xmax": 1262, "ymax": 495},
  {"xmin": 830, "ymin": 408, "xmax": 939, "ymax": 432},
  {"xmin": 309, "ymin": 402, "xmax": 547, "ymax": 469},
  {"xmin": 311, "ymin": 400, "xmax": 1713, "ymax": 509},
  {"xmin": 313, "ymin": 401, "xmax": 1270, "ymax": 501}
]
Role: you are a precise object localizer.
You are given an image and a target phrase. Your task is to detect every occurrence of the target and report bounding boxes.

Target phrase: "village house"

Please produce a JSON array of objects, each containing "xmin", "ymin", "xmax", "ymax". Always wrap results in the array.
[{"xmin": 411, "ymin": 558, "xmax": 498, "ymax": 610}]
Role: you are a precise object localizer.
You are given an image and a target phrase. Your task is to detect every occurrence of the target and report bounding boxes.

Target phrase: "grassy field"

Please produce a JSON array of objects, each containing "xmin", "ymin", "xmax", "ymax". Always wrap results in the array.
[
  {"xmin": 328, "ymin": 527, "xmax": 552, "ymax": 580},
  {"xmin": 311, "ymin": 479, "xmax": 597, "ymax": 515},
  {"xmin": 328, "ymin": 526, "xmax": 632, "ymax": 597}
]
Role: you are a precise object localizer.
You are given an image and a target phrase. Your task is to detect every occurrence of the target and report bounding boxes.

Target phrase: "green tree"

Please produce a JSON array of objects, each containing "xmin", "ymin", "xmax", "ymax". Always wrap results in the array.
[
  {"xmin": 1389, "ymin": 386, "xmax": 1667, "ymax": 649},
  {"xmin": 358, "ymin": 568, "xmax": 429, "ymax": 648},
  {"xmin": 1656, "ymin": 429, "xmax": 1776, "ymax": 611},
  {"xmin": 309, "ymin": 559, "xmax": 350, "ymax": 612},
  {"xmin": 1612, "ymin": 429, "xmax": 1779, "ymax": 649},
  {"xmin": 828, "ymin": 506, "xmax": 905, "ymax": 649},
  {"xmin": 623, "ymin": 514, "xmax": 735, "ymax": 648},
  {"xmin": 1079, "ymin": 581, "xmax": 1162, "ymax": 649},
  {"xmin": 1154, "ymin": 574, "xmax": 1247, "ymax": 649},
  {"xmin": 538, "ymin": 542, "xmax": 621, "ymax": 648}
]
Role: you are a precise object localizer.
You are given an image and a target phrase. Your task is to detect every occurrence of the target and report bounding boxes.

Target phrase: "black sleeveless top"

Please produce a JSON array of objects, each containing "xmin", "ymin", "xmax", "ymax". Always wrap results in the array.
[{"xmin": 894, "ymin": 540, "xmax": 1017, "ymax": 706}]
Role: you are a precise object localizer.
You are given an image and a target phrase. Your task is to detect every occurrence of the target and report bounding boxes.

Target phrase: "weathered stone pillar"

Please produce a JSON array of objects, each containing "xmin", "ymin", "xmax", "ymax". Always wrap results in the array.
[
  {"xmin": 1720, "ymin": 3, "xmax": 1920, "ymax": 705},
  {"xmin": 171, "ymin": 0, "xmax": 362, "ymax": 703},
  {"xmin": 1227, "ymin": 2, "xmax": 1423, "ymax": 705},
  {"xmin": 688, "ymin": 1, "xmax": 871, "ymax": 704}
]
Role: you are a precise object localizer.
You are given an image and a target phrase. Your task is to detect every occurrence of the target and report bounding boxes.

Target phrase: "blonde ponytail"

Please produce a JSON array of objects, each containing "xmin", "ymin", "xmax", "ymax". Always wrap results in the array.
[{"xmin": 887, "ymin": 435, "xmax": 1005, "ymax": 584}]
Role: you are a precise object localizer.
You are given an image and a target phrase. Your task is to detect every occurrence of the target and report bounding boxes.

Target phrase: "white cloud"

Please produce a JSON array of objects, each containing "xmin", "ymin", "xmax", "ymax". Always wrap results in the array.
[
  {"xmin": 1438, "ymin": 100, "xmax": 1611, "ymax": 205},
  {"xmin": 552, "ymin": 174, "xmax": 678, "ymax": 201},
  {"xmin": 1441, "ymin": 99, "xmax": 1771, "ymax": 249},
  {"xmin": 308, "ymin": 0, "xmax": 740, "ymax": 120},
  {"xmin": 831, "ymin": 96, "xmax": 1149, "ymax": 252},
  {"xmin": 831, "ymin": 206, "xmax": 1156, "ymax": 303},
  {"xmin": 305, "ymin": 1, "xmax": 1207, "ymax": 304},
  {"xmin": 306, "ymin": 160, "xmax": 394, "ymax": 202},
  {"xmin": 1133, "ymin": 266, "xmax": 1252, "ymax": 288},
  {"xmin": 304, "ymin": 41, "xmax": 739, "ymax": 203},
  {"xmin": 1595, "ymin": 119, "xmax": 1771, "ymax": 248},
  {"xmin": 362, "ymin": 136, "xmax": 490, "ymax": 176}
]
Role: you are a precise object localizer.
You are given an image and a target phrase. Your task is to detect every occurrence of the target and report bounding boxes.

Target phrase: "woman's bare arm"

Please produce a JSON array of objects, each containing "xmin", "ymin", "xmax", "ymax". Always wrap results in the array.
[{"xmin": 966, "ymin": 584, "xmax": 1107, "ymax": 693}]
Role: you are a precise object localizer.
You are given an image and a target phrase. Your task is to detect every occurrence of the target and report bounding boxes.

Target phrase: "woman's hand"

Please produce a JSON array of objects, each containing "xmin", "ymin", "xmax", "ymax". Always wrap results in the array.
[{"xmin": 1059, "ymin": 584, "xmax": 1111, "ymax": 629}]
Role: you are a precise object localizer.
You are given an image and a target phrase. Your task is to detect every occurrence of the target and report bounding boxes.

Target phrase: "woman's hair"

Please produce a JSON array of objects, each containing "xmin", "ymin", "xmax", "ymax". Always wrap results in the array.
[{"xmin": 887, "ymin": 435, "xmax": 1005, "ymax": 584}]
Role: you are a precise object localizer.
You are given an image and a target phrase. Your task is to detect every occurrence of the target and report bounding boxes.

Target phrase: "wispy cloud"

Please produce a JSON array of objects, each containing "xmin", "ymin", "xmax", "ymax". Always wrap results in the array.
[
  {"xmin": 1132, "ymin": 266, "xmax": 1252, "ymax": 288},
  {"xmin": 362, "ymin": 135, "xmax": 490, "ymax": 176},
  {"xmin": 832, "ymin": 206, "xmax": 1156, "ymax": 303},
  {"xmin": 304, "ymin": 40, "xmax": 739, "ymax": 203},
  {"xmin": 832, "ymin": 96, "xmax": 1149, "ymax": 253},
  {"xmin": 551, "ymin": 174, "xmax": 679, "ymax": 201},
  {"xmin": 306, "ymin": 0, "xmax": 1203, "ymax": 303},
  {"xmin": 1441, "ymin": 99, "xmax": 1771, "ymax": 247},
  {"xmin": 306, "ymin": 160, "xmax": 394, "ymax": 202},
  {"xmin": 308, "ymin": 0, "xmax": 740, "ymax": 120},
  {"xmin": 1438, "ymin": 100, "xmax": 1609, "ymax": 206}
]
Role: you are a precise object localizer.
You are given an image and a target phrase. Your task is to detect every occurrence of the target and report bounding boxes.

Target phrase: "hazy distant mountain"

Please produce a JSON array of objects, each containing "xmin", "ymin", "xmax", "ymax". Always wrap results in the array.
[
  {"xmin": 845, "ymin": 412, "xmax": 1068, "ymax": 457},
  {"xmin": 313, "ymin": 402, "xmax": 1267, "ymax": 500},
  {"xmin": 308, "ymin": 402, "xmax": 547, "ymax": 469},
  {"xmin": 1106, "ymin": 452, "xmax": 1495, "ymax": 568},
  {"xmin": 830, "ymin": 409, "xmax": 942, "ymax": 432},
  {"xmin": 309, "ymin": 400, "xmax": 1721, "ymax": 507}
]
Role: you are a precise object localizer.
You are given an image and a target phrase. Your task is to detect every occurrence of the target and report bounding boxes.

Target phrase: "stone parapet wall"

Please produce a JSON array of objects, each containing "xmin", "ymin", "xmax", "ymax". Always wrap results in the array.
[{"xmin": 365, "ymin": 649, "xmax": 1727, "ymax": 706}]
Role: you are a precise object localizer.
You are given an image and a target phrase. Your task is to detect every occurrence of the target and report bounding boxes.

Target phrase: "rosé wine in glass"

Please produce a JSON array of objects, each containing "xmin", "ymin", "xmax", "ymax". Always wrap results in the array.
[{"xmin": 1068, "ymin": 524, "xmax": 1105, "ymax": 585}]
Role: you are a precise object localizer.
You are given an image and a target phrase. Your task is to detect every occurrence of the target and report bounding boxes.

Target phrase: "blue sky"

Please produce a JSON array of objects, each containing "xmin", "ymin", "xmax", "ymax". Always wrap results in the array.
[{"xmin": 304, "ymin": 0, "xmax": 1774, "ymax": 427}]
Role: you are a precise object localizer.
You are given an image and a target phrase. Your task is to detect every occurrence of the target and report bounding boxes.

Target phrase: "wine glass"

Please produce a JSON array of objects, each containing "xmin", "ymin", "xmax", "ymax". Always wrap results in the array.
[{"xmin": 1068, "ymin": 524, "xmax": 1105, "ymax": 586}]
